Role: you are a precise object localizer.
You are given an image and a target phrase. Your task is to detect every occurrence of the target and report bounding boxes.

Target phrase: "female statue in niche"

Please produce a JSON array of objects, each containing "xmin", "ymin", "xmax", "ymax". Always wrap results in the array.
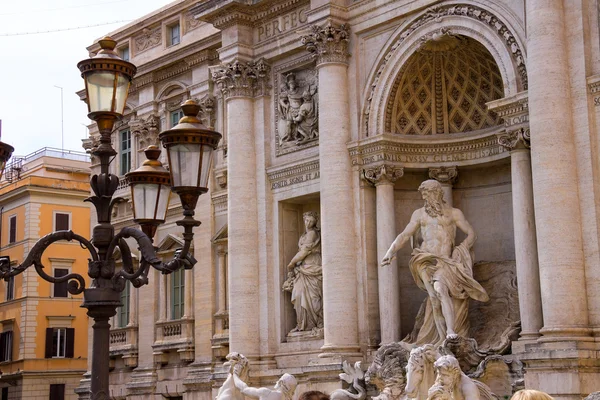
[{"xmin": 282, "ymin": 211, "xmax": 323, "ymax": 333}]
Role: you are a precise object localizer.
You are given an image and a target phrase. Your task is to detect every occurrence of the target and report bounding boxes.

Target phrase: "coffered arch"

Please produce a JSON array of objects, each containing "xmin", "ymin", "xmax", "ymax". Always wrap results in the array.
[{"xmin": 363, "ymin": 3, "xmax": 527, "ymax": 137}]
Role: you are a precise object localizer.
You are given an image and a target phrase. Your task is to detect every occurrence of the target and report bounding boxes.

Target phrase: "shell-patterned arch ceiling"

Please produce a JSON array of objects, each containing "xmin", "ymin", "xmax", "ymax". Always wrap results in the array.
[{"xmin": 386, "ymin": 34, "xmax": 504, "ymax": 135}]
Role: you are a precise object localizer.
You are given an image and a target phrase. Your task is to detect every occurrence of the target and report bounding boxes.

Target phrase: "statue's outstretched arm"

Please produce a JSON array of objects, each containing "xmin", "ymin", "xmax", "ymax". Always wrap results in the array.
[
  {"xmin": 381, "ymin": 210, "xmax": 420, "ymax": 266},
  {"xmin": 233, "ymin": 374, "xmax": 270, "ymax": 399}
]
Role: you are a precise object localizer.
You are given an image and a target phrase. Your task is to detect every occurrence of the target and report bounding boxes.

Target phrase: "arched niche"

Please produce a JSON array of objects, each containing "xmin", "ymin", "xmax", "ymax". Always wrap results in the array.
[{"xmin": 364, "ymin": 4, "xmax": 527, "ymax": 139}]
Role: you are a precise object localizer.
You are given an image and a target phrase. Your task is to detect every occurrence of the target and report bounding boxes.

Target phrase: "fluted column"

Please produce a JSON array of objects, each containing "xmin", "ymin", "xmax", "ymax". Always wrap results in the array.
[
  {"xmin": 428, "ymin": 166, "xmax": 457, "ymax": 207},
  {"xmin": 364, "ymin": 164, "xmax": 403, "ymax": 344},
  {"xmin": 526, "ymin": 0, "xmax": 590, "ymax": 340},
  {"xmin": 302, "ymin": 21, "xmax": 360, "ymax": 356},
  {"xmin": 212, "ymin": 59, "xmax": 269, "ymax": 359},
  {"xmin": 498, "ymin": 128, "xmax": 543, "ymax": 340}
]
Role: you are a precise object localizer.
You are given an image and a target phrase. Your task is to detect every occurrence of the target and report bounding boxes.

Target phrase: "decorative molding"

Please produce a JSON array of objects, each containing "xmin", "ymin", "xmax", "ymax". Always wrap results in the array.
[
  {"xmin": 184, "ymin": 9, "xmax": 202, "ymax": 33},
  {"xmin": 131, "ymin": 114, "xmax": 160, "ymax": 149},
  {"xmin": 301, "ymin": 20, "xmax": 350, "ymax": 66},
  {"xmin": 363, "ymin": 164, "xmax": 404, "ymax": 185},
  {"xmin": 215, "ymin": 168, "xmax": 227, "ymax": 189},
  {"xmin": 428, "ymin": 166, "xmax": 458, "ymax": 184},
  {"xmin": 195, "ymin": 94, "xmax": 216, "ymax": 129},
  {"xmin": 211, "ymin": 59, "xmax": 271, "ymax": 99},
  {"xmin": 266, "ymin": 159, "xmax": 320, "ymax": 190},
  {"xmin": 365, "ymin": 4, "xmax": 528, "ymax": 135},
  {"xmin": 587, "ymin": 75, "xmax": 600, "ymax": 106},
  {"xmin": 487, "ymin": 91, "xmax": 529, "ymax": 128},
  {"xmin": 497, "ymin": 127, "xmax": 530, "ymax": 151},
  {"xmin": 349, "ymin": 130, "xmax": 507, "ymax": 168},
  {"xmin": 212, "ymin": 193, "xmax": 228, "ymax": 215},
  {"xmin": 134, "ymin": 26, "xmax": 161, "ymax": 54}
]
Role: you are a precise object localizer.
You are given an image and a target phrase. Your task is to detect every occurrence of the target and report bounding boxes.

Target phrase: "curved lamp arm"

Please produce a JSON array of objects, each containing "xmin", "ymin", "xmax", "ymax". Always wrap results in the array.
[{"xmin": 0, "ymin": 230, "xmax": 95, "ymax": 295}]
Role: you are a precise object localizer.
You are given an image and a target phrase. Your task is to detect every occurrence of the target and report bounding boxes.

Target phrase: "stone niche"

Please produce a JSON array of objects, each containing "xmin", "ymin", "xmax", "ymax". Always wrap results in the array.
[
  {"xmin": 278, "ymin": 194, "xmax": 321, "ymax": 343},
  {"xmin": 392, "ymin": 161, "xmax": 515, "ymax": 339}
]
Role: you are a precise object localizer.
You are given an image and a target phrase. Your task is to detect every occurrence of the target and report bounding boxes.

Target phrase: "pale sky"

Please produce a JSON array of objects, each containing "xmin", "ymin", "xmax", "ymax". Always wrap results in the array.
[{"xmin": 0, "ymin": 0, "xmax": 174, "ymax": 157}]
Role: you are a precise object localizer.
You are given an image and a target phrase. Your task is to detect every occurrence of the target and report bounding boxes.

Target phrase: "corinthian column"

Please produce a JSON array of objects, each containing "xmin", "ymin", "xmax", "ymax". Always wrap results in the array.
[
  {"xmin": 498, "ymin": 128, "xmax": 543, "ymax": 341},
  {"xmin": 211, "ymin": 59, "xmax": 270, "ymax": 359},
  {"xmin": 364, "ymin": 164, "xmax": 403, "ymax": 344},
  {"xmin": 302, "ymin": 21, "xmax": 360, "ymax": 357},
  {"xmin": 428, "ymin": 166, "xmax": 457, "ymax": 207},
  {"xmin": 526, "ymin": 0, "xmax": 590, "ymax": 340}
]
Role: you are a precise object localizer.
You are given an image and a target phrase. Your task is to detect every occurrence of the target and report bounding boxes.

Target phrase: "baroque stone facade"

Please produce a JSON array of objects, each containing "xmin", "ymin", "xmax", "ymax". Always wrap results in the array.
[{"xmin": 78, "ymin": 0, "xmax": 600, "ymax": 399}]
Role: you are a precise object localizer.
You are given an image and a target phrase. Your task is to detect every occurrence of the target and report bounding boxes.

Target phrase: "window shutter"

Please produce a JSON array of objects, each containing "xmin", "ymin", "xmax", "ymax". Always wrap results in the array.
[
  {"xmin": 55, "ymin": 213, "xmax": 69, "ymax": 231},
  {"xmin": 53, "ymin": 269, "xmax": 69, "ymax": 298},
  {"xmin": 65, "ymin": 328, "xmax": 75, "ymax": 358},
  {"xmin": 45, "ymin": 328, "xmax": 53, "ymax": 358},
  {"xmin": 6, "ymin": 331, "xmax": 12, "ymax": 361},
  {"xmin": 9, "ymin": 217, "xmax": 16, "ymax": 244},
  {"xmin": 0, "ymin": 332, "xmax": 6, "ymax": 361}
]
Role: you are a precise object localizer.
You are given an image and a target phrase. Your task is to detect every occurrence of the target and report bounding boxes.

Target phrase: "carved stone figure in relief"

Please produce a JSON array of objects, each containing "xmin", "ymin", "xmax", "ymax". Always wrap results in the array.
[
  {"xmin": 430, "ymin": 355, "xmax": 496, "ymax": 400},
  {"xmin": 278, "ymin": 72, "xmax": 318, "ymax": 147},
  {"xmin": 233, "ymin": 371, "xmax": 298, "ymax": 400},
  {"xmin": 282, "ymin": 211, "xmax": 323, "ymax": 334},
  {"xmin": 381, "ymin": 180, "xmax": 489, "ymax": 346},
  {"xmin": 216, "ymin": 352, "xmax": 250, "ymax": 400}
]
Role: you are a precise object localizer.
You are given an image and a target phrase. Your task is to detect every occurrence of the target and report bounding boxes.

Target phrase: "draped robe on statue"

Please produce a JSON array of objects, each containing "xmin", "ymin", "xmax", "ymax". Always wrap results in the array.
[{"xmin": 405, "ymin": 241, "xmax": 489, "ymax": 346}]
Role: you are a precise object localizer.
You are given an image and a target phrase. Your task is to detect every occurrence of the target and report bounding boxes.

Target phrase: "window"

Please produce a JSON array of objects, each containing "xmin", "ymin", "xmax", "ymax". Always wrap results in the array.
[
  {"xmin": 8, "ymin": 215, "xmax": 16, "ymax": 244},
  {"xmin": 0, "ymin": 331, "xmax": 12, "ymax": 362},
  {"xmin": 49, "ymin": 384, "xmax": 65, "ymax": 400},
  {"xmin": 170, "ymin": 109, "xmax": 184, "ymax": 128},
  {"xmin": 168, "ymin": 23, "xmax": 180, "ymax": 46},
  {"xmin": 45, "ymin": 327, "xmax": 74, "ymax": 358},
  {"xmin": 6, "ymin": 275, "xmax": 14, "ymax": 301},
  {"xmin": 117, "ymin": 281, "xmax": 130, "ymax": 328},
  {"xmin": 55, "ymin": 212, "xmax": 70, "ymax": 231},
  {"xmin": 53, "ymin": 268, "xmax": 69, "ymax": 298},
  {"xmin": 120, "ymin": 45, "xmax": 130, "ymax": 62},
  {"xmin": 2, "ymin": 387, "xmax": 7, "ymax": 400},
  {"xmin": 120, "ymin": 130, "xmax": 131, "ymax": 175},
  {"xmin": 171, "ymin": 268, "xmax": 184, "ymax": 320}
]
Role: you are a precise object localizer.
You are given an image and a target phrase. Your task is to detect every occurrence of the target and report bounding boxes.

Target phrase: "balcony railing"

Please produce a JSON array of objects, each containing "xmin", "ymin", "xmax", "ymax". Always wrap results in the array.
[
  {"xmin": 153, "ymin": 318, "xmax": 194, "ymax": 364},
  {"xmin": 109, "ymin": 326, "xmax": 138, "ymax": 368}
]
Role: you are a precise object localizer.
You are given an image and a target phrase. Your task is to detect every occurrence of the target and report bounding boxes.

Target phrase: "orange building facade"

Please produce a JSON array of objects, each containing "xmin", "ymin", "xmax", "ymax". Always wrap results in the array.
[{"xmin": 0, "ymin": 148, "xmax": 91, "ymax": 400}]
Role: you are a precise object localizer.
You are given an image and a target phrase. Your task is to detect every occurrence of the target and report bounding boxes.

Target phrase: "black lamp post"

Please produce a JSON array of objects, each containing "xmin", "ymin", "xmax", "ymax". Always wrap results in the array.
[{"xmin": 0, "ymin": 37, "xmax": 221, "ymax": 398}]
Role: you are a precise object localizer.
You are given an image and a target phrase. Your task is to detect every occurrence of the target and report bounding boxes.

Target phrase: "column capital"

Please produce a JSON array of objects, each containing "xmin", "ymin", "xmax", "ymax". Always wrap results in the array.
[
  {"xmin": 428, "ymin": 166, "xmax": 458, "ymax": 184},
  {"xmin": 211, "ymin": 58, "xmax": 271, "ymax": 99},
  {"xmin": 216, "ymin": 242, "xmax": 228, "ymax": 256},
  {"xmin": 301, "ymin": 20, "xmax": 350, "ymax": 66},
  {"xmin": 498, "ymin": 127, "xmax": 530, "ymax": 151},
  {"xmin": 363, "ymin": 164, "xmax": 404, "ymax": 186}
]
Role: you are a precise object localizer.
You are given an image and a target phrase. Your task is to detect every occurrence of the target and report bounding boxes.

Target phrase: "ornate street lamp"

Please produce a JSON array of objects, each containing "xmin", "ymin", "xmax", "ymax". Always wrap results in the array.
[{"xmin": 0, "ymin": 37, "xmax": 221, "ymax": 398}]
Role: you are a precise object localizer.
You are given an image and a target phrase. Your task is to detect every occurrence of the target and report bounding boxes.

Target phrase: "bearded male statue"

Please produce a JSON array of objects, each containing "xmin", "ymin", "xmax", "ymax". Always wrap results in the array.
[{"xmin": 381, "ymin": 180, "xmax": 489, "ymax": 346}]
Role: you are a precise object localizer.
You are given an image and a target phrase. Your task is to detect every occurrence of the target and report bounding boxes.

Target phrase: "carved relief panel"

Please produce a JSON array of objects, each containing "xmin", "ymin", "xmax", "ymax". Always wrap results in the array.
[{"xmin": 275, "ymin": 65, "xmax": 318, "ymax": 156}]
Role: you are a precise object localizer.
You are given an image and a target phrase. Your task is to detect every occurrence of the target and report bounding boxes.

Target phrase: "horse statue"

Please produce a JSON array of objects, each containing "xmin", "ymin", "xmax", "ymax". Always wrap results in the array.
[
  {"xmin": 216, "ymin": 352, "xmax": 250, "ymax": 400},
  {"xmin": 405, "ymin": 344, "xmax": 441, "ymax": 400}
]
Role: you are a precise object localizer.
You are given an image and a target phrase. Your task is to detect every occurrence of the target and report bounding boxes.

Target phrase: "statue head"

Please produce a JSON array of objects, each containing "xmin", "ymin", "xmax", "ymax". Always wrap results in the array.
[
  {"xmin": 275, "ymin": 373, "xmax": 298, "ymax": 399},
  {"xmin": 433, "ymin": 355, "xmax": 461, "ymax": 389},
  {"xmin": 303, "ymin": 211, "xmax": 319, "ymax": 228},
  {"xmin": 285, "ymin": 73, "xmax": 298, "ymax": 90},
  {"xmin": 418, "ymin": 179, "xmax": 445, "ymax": 217}
]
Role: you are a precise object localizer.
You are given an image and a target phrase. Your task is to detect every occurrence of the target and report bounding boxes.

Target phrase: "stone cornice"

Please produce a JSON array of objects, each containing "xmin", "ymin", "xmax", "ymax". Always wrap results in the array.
[
  {"xmin": 266, "ymin": 158, "xmax": 320, "ymax": 190},
  {"xmin": 193, "ymin": 0, "xmax": 308, "ymax": 29},
  {"xmin": 211, "ymin": 59, "xmax": 271, "ymax": 99},
  {"xmin": 498, "ymin": 127, "xmax": 530, "ymax": 151},
  {"xmin": 301, "ymin": 20, "xmax": 350, "ymax": 66},
  {"xmin": 348, "ymin": 129, "xmax": 507, "ymax": 169},
  {"xmin": 487, "ymin": 91, "xmax": 529, "ymax": 128}
]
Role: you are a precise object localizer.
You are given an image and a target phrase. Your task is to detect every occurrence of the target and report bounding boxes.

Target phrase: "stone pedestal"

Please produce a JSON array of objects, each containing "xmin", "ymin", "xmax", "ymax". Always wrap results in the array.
[{"xmin": 302, "ymin": 21, "xmax": 360, "ymax": 357}]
